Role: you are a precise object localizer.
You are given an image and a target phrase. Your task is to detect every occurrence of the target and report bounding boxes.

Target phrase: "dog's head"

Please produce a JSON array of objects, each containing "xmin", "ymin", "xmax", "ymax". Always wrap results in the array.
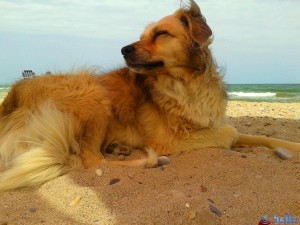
[{"xmin": 121, "ymin": 0, "xmax": 212, "ymax": 76}]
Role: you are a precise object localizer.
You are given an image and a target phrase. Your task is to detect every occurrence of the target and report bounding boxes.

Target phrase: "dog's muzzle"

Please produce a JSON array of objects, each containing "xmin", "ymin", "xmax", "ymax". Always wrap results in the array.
[{"xmin": 121, "ymin": 44, "xmax": 164, "ymax": 70}]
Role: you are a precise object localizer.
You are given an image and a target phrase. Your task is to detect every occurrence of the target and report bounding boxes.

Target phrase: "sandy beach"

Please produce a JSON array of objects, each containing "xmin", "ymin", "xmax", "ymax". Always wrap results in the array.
[{"xmin": 0, "ymin": 101, "xmax": 299, "ymax": 225}]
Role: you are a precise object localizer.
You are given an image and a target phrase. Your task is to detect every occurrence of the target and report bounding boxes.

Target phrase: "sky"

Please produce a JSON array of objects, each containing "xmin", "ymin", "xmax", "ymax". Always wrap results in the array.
[{"xmin": 0, "ymin": 0, "xmax": 299, "ymax": 84}]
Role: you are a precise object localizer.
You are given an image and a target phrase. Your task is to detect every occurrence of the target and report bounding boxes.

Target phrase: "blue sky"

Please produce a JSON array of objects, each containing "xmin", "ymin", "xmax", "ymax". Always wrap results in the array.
[{"xmin": 0, "ymin": 0, "xmax": 299, "ymax": 84}]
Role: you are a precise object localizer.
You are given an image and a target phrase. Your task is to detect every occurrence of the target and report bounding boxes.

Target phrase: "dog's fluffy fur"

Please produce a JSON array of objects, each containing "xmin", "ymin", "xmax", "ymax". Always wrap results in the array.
[{"xmin": 0, "ymin": 0, "xmax": 299, "ymax": 191}]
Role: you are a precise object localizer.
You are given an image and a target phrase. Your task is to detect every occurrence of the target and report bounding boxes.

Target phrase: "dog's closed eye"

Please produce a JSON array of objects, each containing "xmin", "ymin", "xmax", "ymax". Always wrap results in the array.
[
  {"xmin": 156, "ymin": 30, "xmax": 168, "ymax": 36},
  {"xmin": 153, "ymin": 30, "xmax": 173, "ymax": 41}
]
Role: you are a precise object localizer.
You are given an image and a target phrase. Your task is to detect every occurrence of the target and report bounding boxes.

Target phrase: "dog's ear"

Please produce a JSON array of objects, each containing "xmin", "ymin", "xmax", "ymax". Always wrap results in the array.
[{"xmin": 180, "ymin": 0, "xmax": 212, "ymax": 45}]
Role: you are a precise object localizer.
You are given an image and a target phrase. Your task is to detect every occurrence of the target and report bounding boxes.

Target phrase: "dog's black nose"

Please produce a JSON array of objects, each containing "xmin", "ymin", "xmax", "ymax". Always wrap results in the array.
[{"xmin": 121, "ymin": 45, "xmax": 135, "ymax": 56}]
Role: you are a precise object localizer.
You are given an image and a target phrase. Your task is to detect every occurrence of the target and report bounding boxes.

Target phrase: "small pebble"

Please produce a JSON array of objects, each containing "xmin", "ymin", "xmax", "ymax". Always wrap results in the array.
[
  {"xmin": 69, "ymin": 196, "xmax": 82, "ymax": 206},
  {"xmin": 200, "ymin": 185, "xmax": 207, "ymax": 192},
  {"xmin": 29, "ymin": 208, "xmax": 37, "ymax": 213},
  {"xmin": 170, "ymin": 190, "xmax": 186, "ymax": 199},
  {"xmin": 118, "ymin": 155, "xmax": 125, "ymax": 161},
  {"xmin": 185, "ymin": 203, "xmax": 190, "ymax": 208},
  {"xmin": 209, "ymin": 204, "xmax": 222, "ymax": 217},
  {"xmin": 274, "ymin": 147, "xmax": 293, "ymax": 160},
  {"xmin": 207, "ymin": 198, "xmax": 214, "ymax": 204},
  {"xmin": 245, "ymin": 122, "xmax": 252, "ymax": 127},
  {"xmin": 158, "ymin": 156, "xmax": 170, "ymax": 166},
  {"xmin": 95, "ymin": 169, "xmax": 103, "ymax": 176},
  {"xmin": 189, "ymin": 210, "xmax": 197, "ymax": 220},
  {"xmin": 109, "ymin": 178, "xmax": 120, "ymax": 185}
]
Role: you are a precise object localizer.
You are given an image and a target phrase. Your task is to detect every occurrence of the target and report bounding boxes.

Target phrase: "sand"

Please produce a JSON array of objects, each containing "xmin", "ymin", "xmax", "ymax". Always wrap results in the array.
[{"xmin": 0, "ymin": 101, "xmax": 299, "ymax": 225}]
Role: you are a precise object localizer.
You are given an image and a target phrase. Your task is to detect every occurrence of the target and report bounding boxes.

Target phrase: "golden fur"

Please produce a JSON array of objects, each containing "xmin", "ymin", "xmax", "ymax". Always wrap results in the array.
[{"xmin": 0, "ymin": 0, "xmax": 299, "ymax": 191}]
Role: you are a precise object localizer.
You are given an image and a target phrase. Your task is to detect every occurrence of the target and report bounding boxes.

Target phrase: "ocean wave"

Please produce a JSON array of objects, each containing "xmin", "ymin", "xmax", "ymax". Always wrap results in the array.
[
  {"xmin": 0, "ymin": 87, "xmax": 9, "ymax": 90},
  {"xmin": 228, "ymin": 92, "xmax": 276, "ymax": 97}
]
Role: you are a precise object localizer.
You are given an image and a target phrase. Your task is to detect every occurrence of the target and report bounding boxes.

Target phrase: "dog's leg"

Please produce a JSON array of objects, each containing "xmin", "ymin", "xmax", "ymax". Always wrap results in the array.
[
  {"xmin": 104, "ymin": 147, "xmax": 158, "ymax": 168},
  {"xmin": 79, "ymin": 120, "xmax": 108, "ymax": 168},
  {"xmin": 104, "ymin": 143, "xmax": 157, "ymax": 168},
  {"xmin": 80, "ymin": 138, "xmax": 106, "ymax": 168},
  {"xmin": 80, "ymin": 147, "xmax": 104, "ymax": 168},
  {"xmin": 234, "ymin": 133, "xmax": 300, "ymax": 152},
  {"xmin": 174, "ymin": 125, "xmax": 239, "ymax": 153}
]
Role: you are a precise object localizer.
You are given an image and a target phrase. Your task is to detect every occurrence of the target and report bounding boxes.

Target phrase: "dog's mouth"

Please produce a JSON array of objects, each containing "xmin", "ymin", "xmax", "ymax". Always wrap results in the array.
[{"xmin": 126, "ymin": 61, "xmax": 164, "ymax": 70}]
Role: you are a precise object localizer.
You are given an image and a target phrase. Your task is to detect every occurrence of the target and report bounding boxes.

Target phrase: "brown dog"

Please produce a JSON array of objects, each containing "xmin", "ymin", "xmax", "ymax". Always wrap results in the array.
[{"xmin": 0, "ymin": 0, "xmax": 299, "ymax": 191}]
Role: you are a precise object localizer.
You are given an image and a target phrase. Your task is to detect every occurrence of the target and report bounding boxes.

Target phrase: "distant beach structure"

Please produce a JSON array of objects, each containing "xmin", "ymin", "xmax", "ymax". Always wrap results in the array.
[{"xmin": 22, "ymin": 70, "xmax": 35, "ymax": 79}]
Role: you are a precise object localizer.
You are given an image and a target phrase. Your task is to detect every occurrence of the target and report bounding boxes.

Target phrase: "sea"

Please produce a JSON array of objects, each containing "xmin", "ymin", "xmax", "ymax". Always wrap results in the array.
[
  {"xmin": 0, "ymin": 84, "xmax": 300, "ymax": 103},
  {"xmin": 0, "ymin": 85, "xmax": 10, "ymax": 100},
  {"xmin": 227, "ymin": 84, "xmax": 300, "ymax": 103}
]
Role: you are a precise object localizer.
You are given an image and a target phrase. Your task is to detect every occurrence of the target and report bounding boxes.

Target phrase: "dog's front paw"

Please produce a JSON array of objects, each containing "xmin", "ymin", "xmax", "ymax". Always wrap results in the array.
[{"xmin": 105, "ymin": 143, "xmax": 132, "ymax": 156}]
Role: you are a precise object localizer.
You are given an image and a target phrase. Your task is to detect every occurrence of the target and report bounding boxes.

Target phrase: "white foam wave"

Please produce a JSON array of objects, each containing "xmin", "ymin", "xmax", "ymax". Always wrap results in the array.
[{"xmin": 229, "ymin": 92, "xmax": 276, "ymax": 97}]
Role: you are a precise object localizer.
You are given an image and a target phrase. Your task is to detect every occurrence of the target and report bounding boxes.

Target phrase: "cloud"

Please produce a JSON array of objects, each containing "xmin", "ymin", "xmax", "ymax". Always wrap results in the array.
[
  {"xmin": 0, "ymin": 0, "xmax": 299, "ymax": 83},
  {"xmin": 1, "ymin": 0, "xmax": 299, "ymax": 45},
  {"xmin": 0, "ymin": 0, "xmax": 179, "ymax": 39},
  {"xmin": 206, "ymin": 0, "xmax": 300, "ymax": 44}
]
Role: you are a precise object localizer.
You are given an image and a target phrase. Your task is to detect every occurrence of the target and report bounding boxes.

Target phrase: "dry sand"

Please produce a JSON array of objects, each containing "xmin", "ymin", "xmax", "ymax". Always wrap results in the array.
[{"xmin": 0, "ymin": 101, "xmax": 300, "ymax": 225}]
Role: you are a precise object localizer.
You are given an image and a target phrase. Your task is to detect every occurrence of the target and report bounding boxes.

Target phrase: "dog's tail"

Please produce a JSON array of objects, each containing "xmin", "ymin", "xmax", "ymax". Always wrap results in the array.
[
  {"xmin": 0, "ymin": 102, "xmax": 83, "ymax": 192},
  {"xmin": 235, "ymin": 133, "xmax": 300, "ymax": 152}
]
